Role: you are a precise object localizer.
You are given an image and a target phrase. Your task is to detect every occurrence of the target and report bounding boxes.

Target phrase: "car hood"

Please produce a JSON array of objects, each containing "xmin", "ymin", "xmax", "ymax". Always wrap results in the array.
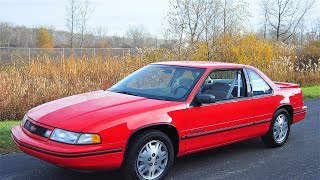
[{"xmin": 27, "ymin": 90, "xmax": 173, "ymax": 132}]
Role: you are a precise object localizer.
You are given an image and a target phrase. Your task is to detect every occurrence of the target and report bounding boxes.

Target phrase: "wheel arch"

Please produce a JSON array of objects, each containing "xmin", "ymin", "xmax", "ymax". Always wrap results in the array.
[
  {"xmin": 123, "ymin": 123, "xmax": 180, "ymax": 163},
  {"xmin": 275, "ymin": 104, "xmax": 293, "ymax": 123}
]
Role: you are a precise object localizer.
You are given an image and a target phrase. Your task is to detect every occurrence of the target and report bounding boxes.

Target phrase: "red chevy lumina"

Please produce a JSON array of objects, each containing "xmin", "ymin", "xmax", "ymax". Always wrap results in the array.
[{"xmin": 12, "ymin": 61, "xmax": 307, "ymax": 180}]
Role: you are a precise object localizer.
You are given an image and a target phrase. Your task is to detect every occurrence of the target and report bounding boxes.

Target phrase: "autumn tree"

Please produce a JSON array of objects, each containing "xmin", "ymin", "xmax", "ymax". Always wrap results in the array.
[
  {"xmin": 36, "ymin": 27, "xmax": 54, "ymax": 48},
  {"xmin": 165, "ymin": 0, "xmax": 249, "ymax": 60},
  {"xmin": 166, "ymin": 0, "xmax": 214, "ymax": 59}
]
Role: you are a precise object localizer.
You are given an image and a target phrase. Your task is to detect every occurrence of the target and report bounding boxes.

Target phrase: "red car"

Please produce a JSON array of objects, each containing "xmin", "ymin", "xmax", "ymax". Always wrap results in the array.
[{"xmin": 12, "ymin": 61, "xmax": 307, "ymax": 180}]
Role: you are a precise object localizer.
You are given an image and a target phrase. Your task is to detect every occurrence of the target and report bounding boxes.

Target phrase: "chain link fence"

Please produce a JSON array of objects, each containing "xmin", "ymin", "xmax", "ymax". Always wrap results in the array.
[{"xmin": 0, "ymin": 47, "xmax": 146, "ymax": 65}]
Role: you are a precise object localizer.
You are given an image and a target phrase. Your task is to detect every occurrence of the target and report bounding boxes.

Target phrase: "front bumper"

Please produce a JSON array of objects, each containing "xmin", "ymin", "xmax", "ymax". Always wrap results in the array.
[{"xmin": 12, "ymin": 125, "xmax": 124, "ymax": 171}]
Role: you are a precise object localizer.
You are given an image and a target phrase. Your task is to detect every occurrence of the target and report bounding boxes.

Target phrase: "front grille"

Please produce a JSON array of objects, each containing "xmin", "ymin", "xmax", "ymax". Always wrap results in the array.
[{"xmin": 24, "ymin": 120, "xmax": 49, "ymax": 138}]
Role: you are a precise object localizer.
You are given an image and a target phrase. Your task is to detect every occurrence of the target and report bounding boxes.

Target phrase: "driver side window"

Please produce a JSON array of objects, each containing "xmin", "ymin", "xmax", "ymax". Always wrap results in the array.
[{"xmin": 200, "ymin": 69, "xmax": 246, "ymax": 101}]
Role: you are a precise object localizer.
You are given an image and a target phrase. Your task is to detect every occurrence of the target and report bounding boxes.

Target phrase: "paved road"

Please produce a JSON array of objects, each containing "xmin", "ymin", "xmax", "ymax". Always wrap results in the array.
[{"xmin": 1, "ymin": 99, "xmax": 319, "ymax": 180}]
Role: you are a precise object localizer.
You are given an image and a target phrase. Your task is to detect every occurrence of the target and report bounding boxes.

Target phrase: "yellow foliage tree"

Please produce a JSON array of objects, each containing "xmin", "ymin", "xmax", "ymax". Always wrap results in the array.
[
  {"xmin": 37, "ymin": 27, "xmax": 54, "ymax": 48},
  {"xmin": 191, "ymin": 43, "xmax": 210, "ymax": 61},
  {"xmin": 190, "ymin": 34, "xmax": 277, "ymax": 65},
  {"xmin": 215, "ymin": 34, "xmax": 275, "ymax": 66}
]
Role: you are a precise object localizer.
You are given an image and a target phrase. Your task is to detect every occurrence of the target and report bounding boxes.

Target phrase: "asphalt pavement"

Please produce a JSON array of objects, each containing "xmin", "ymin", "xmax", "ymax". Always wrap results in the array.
[{"xmin": 1, "ymin": 99, "xmax": 319, "ymax": 180}]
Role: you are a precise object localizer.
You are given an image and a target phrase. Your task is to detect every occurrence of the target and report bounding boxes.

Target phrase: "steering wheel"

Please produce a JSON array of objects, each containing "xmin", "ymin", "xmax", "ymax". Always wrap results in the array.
[{"xmin": 174, "ymin": 86, "xmax": 189, "ymax": 94}]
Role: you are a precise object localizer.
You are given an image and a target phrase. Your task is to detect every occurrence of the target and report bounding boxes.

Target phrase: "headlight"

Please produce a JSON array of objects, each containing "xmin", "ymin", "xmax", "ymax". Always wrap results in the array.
[
  {"xmin": 50, "ymin": 128, "xmax": 80, "ymax": 144},
  {"xmin": 22, "ymin": 114, "xmax": 28, "ymax": 125},
  {"xmin": 50, "ymin": 128, "xmax": 101, "ymax": 144}
]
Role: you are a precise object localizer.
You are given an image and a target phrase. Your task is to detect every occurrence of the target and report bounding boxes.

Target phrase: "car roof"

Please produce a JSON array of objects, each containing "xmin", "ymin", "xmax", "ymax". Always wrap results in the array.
[{"xmin": 152, "ymin": 61, "xmax": 250, "ymax": 69}]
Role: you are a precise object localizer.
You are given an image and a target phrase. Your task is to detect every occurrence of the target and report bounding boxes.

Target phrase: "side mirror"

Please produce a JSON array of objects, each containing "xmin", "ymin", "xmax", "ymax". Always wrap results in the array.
[{"xmin": 195, "ymin": 94, "xmax": 216, "ymax": 104}]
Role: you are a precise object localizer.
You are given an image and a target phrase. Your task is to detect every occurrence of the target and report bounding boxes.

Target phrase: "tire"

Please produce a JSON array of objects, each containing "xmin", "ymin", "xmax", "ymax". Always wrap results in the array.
[
  {"xmin": 262, "ymin": 109, "xmax": 291, "ymax": 148},
  {"xmin": 123, "ymin": 130, "xmax": 175, "ymax": 180}
]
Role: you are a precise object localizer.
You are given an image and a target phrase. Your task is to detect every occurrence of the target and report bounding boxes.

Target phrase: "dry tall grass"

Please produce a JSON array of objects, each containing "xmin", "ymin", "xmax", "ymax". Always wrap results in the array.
[
  {"xmin": 0, "ymin": 56, "xmax": 152, "ymax": 121},
  {"xmin": 1, "ymin": 37, "xmax": 320, "ymax": 121}
]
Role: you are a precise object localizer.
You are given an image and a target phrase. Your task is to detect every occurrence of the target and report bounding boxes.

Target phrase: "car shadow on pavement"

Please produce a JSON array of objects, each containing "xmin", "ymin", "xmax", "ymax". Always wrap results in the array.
[
  {"xmin": 56, "ymin": 168, "xmax": 123, "ymax": 180},
  {"xmin": 56, "ymin": 138, "xmax": 266, "ymax": 180}
]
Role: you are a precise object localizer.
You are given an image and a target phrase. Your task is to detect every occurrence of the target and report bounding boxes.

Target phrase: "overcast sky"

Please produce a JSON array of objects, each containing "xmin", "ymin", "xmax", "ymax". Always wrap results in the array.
[{"xmin": 0, "ymin": 0, "xmax": 319, "ymax": 37}]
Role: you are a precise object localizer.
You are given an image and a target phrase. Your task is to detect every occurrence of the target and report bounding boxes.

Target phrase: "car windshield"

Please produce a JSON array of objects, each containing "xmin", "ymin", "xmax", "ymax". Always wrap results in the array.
[{"xmin": 108, "ymin": 64, "xmax": 206, "ymax": 102}]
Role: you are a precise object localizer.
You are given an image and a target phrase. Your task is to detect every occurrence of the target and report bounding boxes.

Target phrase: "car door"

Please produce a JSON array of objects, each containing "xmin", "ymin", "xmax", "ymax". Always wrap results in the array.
[{"xmin": 184, "ymin": 68, "xmax": 257, "ymax": 153}]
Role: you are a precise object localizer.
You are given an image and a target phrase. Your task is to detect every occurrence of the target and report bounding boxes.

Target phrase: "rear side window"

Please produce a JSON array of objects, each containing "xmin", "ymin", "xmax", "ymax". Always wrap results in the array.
[{"xmin": 247, "ymin": 69, "xmax": 272, "ymax": 96}]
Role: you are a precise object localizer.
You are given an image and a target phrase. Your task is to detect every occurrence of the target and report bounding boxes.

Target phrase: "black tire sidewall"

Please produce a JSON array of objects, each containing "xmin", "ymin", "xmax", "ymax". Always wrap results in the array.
[
  {"xmin": 124, "ymin": 131, "xmax": 174, "ymax": 180},
  {"xmin": 272, "ymin": 109, "xmax": 291, "ymax": 145},
  {"xmin": 263, "ymin": 109, "xmax": 291, "ymax": 147}
]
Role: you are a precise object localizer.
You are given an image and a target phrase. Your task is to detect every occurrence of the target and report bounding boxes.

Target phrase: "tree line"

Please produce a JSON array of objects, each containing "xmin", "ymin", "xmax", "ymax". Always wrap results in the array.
[
  {"xmin": 0, "ymin": 23, "xmax": 159, "ymax": 49},
  {"xmin": 0, "ymin": 0, "xmax": 319, "ymax": 50}
]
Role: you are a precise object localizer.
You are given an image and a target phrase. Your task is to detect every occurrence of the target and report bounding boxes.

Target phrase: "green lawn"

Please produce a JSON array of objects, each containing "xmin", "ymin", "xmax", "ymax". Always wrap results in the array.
[
  {"xmin": 0, "ymin": 85, "xmax": 319, "ymax": 154},
  {"xmin": 302, "ymin": 86, "xmax": 320, "ymax": 100},
  {"xmin": 0, "ymin": 121, "xmax": 20, "ymax": 154}
]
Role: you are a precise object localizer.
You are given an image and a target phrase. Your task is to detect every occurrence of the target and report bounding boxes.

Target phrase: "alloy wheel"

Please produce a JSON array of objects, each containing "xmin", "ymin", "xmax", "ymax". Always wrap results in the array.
[
  {"xmin": 136, "ymin": 140, "xmax": 168, "ymax": 180},
  {"xmin": 273, "ymin": 114, "xmax": 289, "ymax": 143}
]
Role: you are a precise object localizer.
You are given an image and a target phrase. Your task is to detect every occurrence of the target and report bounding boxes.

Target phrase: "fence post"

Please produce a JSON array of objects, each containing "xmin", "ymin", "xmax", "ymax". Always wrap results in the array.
[
  {"xmin": 122, "ymin": 49, "xmax": 125, "ymax": 61},
  {"xmin": 28, "ymin": 48, "xmax": 31, "ymax": 64},
  {"xmin": 10, "ymin": 48, "xmax": 12, "ymax": 63},
  {"xmin": 93, "ymin": 48, "xmax": 96, "ymax": 57},
  {"xmin": 62, "ymin": 48, "xmax": 65, "ymax": 62}
]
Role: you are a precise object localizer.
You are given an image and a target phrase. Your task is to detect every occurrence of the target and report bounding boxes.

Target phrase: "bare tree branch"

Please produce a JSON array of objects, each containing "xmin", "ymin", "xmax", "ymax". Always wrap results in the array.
[
  {"xmin": 65, "ymin": 0, "xmax": 81, "ymax": 48},
  {"xmin": 79, "ymin": 0, "xmax": 95, "ymax": 48},
  {"xmin": 260, "ymin": 0, "xmax": 315, "ymax": 42}
]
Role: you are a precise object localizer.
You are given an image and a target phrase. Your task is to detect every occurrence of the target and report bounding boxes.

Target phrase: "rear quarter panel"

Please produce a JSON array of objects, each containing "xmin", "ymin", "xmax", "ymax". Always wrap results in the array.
[
  {"xmin": 249, "ymin": 67, "xmax": 306, "ymax": 124},
  {"xmin": 273, "ymin": 86, "xmax": 306, "ymax": 123}
]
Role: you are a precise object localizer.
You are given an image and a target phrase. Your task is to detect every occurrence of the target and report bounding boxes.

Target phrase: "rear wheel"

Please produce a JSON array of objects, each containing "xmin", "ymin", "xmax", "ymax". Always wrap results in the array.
[
  {"xmin": 262, "ymin": 109, "xmax": 291, "ymax": 147},
  {"xmin": 123, "ymin": 130, "xmax": 174, "ymax": 180}
]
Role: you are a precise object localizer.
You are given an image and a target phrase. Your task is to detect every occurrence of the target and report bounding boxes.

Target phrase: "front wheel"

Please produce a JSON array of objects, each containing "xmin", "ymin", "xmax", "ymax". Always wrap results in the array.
[
  {"xmin": 262, "ymin": 109, "xmax": 291, "ymax": 148},
  {"xmin": 123, "ymin": 130, "xmax": 174, "ymax": 180}
]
